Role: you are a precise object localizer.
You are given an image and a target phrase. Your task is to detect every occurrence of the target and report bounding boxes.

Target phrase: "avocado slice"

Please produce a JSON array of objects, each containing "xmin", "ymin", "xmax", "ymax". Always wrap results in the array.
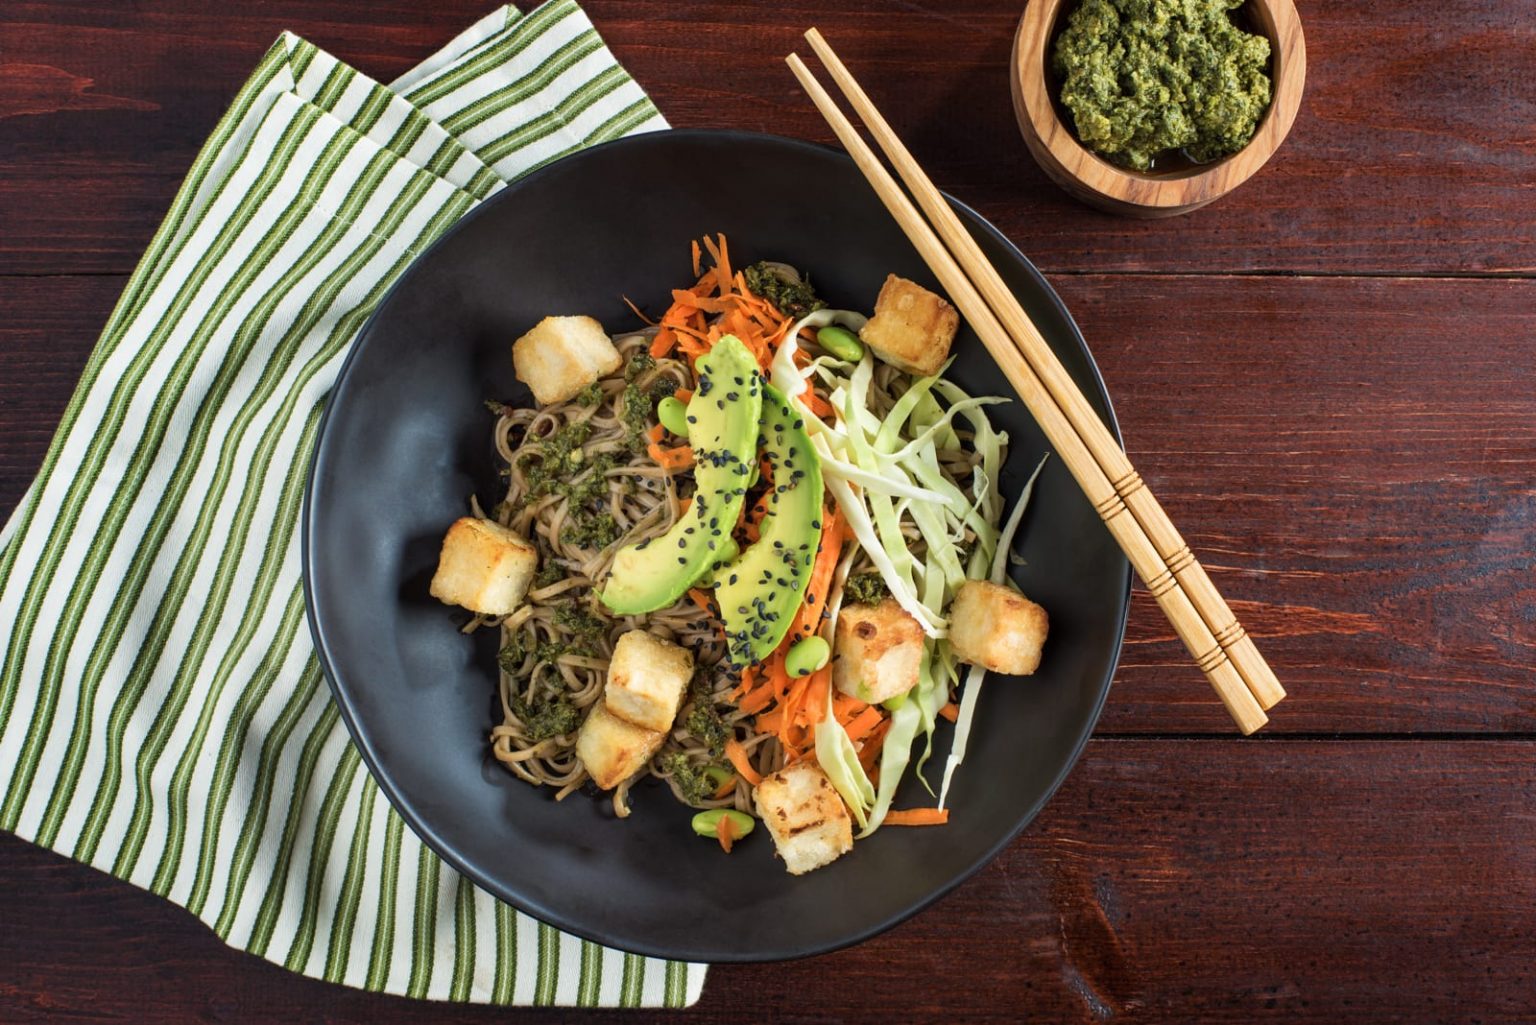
[
  {"xmin": 599, "ymin": 335, "xmax": 762, "ymax": 615},
  {"xmin": 712, "ymin": 382, "xmax": 825, "ymax": 666}
]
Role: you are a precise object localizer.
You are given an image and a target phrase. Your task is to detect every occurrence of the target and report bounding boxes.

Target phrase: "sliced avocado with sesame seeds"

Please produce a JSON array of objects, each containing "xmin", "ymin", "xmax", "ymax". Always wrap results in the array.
[
  {"xmin": 712, "ymin": 381, "xmax": 824, "ymax": 666},
  {"xmin": 599, "ymin": 335, "xmax": 762, "ymax": 615}
]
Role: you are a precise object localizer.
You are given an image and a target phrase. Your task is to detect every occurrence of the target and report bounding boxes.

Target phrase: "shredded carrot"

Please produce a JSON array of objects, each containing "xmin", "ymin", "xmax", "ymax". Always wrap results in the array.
[
  {"xmin": 856, "ymin": 719, "xmax": 890, "ymax": 773},
  {"xmin": 687, "ymin": 588, "xmax": 716, "ymax": 617},
  {"xmin": 843, "ymin": 704, "xmax": 886, "ymax": 743},
  {"xmin": 643, "ymin": 233, "xmax": 807, "ymax": 376},
  {"xmin": 799, "ymin": 672, "xmax": 830, "ymax": 728},
  {"xmin": 649, "ymin": 326, "xmax": 677, "ymax": 357},
  {"xmin": 938, "ymin": 701, "xmax": 959, "ymax": 723},
  {"xmin": 646, "ymin": 424, "xmax": 693, "ymax": 471},
  {"xmin": 883, "ymin": 808, "xmax": 950, "ymax": 826},
  {"xmin": 673, "ymin": 387, "xmax": 693, "ymax": 402},
  {"xmin": 622, "ymin": 295, "xmax": 656, "ymax": 326},
  {"xmin": 713, "ymin": 777, "xmax": 737, "ymax": 799},
  {"xmin": 716, "ymin": 812, "xmax": 737, "ymax": 853},
  {"xmin": 702, "ymin": 234, "xmax": 733, "ymax": 298},
  {"xmin": 737, "ymin": 686, "xmax": 777, "ymax": 716},
  {"xmin": 788, "ymin": 506, "xmax": 843, "ymax": 642},
  {"xmin": 725, "ymin": 739, "xmax": 762, "ymax": 787},
  {"xmin": 733, "ymin": 664, "xmax": 757, "ymax": 700}
]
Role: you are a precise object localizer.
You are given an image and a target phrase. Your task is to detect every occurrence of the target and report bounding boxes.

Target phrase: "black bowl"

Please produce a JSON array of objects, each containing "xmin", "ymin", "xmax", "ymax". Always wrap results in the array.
[{"xmin": 303, "ymin": 129, "xmax": 1129, "ymax": 963}]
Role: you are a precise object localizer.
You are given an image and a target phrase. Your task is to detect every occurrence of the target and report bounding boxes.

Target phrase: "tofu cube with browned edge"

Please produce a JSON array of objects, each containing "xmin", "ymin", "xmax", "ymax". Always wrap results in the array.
[
  {"xmin": 512, "ymin": 315, "xmax": 623, "ymax": 405},
  {"xmin": 575, "ymin": 701, "xmax": 666, "ymax": 790},
  {"xmin": 755, "ymin": 762, "xmax": 853, "ymax": 875},
  {"xmin": 429, "ymin": 517, "xmax": 538, "ymax": 616},
  {"xmin": 604, "ymin": 629, "xmax": 694, "ymax": 733},
  {"xmin": 859, "ymin": 275, "xmax": 959, "ymax": 377},
  {"xmin": 948, "ymin": 579, "xmax": 1049, "ymax": 676},
  {"xmin": 832, "ymin": 598, "xmax": 926, "ymax": 704}
]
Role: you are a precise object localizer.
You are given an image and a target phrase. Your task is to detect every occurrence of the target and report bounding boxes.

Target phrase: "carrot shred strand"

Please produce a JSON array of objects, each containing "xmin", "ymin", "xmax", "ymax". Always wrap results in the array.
[
  {"xmin": 716, "ymin": 812, "xmax": 736, "ymax": 853},
  {"xmin": 725, "ymin": 739, "xmax": 762, "ymax": 787},
  {"xmin": 883, "ymin": 808, "xmax": 950, "ymax": 826}
]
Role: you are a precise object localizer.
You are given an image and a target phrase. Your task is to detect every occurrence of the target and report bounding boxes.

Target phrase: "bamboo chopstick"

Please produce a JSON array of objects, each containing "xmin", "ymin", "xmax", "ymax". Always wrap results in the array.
[
  {"xmin": 800, "ymin": 28, "xmax": 1285, "ymax": 714},
  {"xmin": 786, "ymin": 46, "xmax": 1273, "ymax": 734}
]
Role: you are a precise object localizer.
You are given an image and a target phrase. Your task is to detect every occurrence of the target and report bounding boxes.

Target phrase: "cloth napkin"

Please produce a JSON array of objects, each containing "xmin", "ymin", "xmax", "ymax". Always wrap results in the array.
[{"xmin": 0, "ymin": 1, "xmax": 705, "ymax": 1007}]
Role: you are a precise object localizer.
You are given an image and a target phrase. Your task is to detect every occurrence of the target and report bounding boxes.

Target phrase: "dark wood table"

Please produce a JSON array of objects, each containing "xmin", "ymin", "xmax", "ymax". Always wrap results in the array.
[{"xmin": 3, "ymin": 2, "xmax": 1533, "ymax": 1021}]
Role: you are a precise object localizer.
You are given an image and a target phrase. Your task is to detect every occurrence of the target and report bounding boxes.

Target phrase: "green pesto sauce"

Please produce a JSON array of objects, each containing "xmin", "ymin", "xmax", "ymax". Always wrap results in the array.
[
  {"xmin": 559, "ymin": 511, "xmax": 622, "ymax": 549},
  {"xmin": 552, "ymin": 599, "xmax": 608, "ymax": 639},
  {"xmin": 843, "ymin": 572, "xmax": 890, "ymax": 607},
  {"xmin": 533, "ymin": 561, "xmax": 566, "ymax": 588},
  {"xmin": 743, "ymin": 262, "xmax": 826, "ymax": 320},
  {"xmin": 497, "ymin": 634, "xmax": 590, "ymax": 674},
  {"xmin": 658, "ymin": 752, "xmax": 719, "ymax": 805},
  {"xmin": 1052, "ymin": 0, "xmax": 1271, "ymax": 171},
  {"xmin": 684, "ymin": 704, "xmax": 729, "ymax": 756},
  {"xmin": 517, "ymin": 419, "xmax": 592, "ymax": 500},
  {"xmin": 508, "ymin": 693, "xmax": 580, "ymax": 741}
]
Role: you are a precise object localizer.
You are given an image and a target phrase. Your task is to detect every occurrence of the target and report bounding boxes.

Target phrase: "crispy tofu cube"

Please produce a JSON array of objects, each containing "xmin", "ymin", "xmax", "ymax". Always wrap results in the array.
[
  {"xmin": 754, "ymin": 762, "xmax": 853, "ymax": 875},
  {"xmin": 512, "ymin": 315, "xmax": 622, "ymax": 405},
  {"xmin": 575, "ymin": 701, "xmax": 666, "ymax": 790},
  {"xmin": 429, "ymin": 517, "xmax": 537, "ymax": 616},
  {"xmin": 859, "ymin": 275, "xmax": 959, "ymax": 377},
  {"xmin": 948, "ymin": 580, "xmax": 1049, "ymax": 676},
  {"xmin": 832, "ymin": 598, "xmax": 926, "ymax": 704},
  {"xmin": 603, "ymin": 630, "xmax": 694, "ymax": 733}
]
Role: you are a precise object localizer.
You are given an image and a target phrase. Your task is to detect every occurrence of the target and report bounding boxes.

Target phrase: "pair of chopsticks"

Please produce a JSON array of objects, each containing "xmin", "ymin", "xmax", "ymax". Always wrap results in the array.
[{"xmin": 787, "ymin": 30, "xmax": 1285, "ymax": 734}]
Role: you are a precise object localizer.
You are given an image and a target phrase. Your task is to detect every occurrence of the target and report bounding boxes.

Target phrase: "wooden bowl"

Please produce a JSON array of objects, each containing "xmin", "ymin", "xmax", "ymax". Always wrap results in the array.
[{"xmin": 1011, "ymin": 0, "xmax": 1306, "ymax": 218}]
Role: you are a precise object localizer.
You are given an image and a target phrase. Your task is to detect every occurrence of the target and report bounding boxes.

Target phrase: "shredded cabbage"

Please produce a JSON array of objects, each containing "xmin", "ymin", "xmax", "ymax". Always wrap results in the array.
[
  {"xmin": 815, "ymin": 684, "xmax": 876, "ymax": 829},
  {"xmin": 773, "ymin": 310, "xmax": 1043, "ymax": 827},
  {"xmin": 770, "ymin": 307, "xmax": 867, "ymax": 403},
  {"xmin": 937, "ymin": 453, "xmax": 1049, "ymax": 810}
]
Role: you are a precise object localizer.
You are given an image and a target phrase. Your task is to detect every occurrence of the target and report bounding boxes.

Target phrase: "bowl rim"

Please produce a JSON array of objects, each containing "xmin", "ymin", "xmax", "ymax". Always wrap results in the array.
[
  {"xmin": 1013, "ymin": 0, "xmax": 1307, "ymax": 211},
  {"xmin": 301, "ymin": 127, "xmax": 1133, "ymax": 962}
]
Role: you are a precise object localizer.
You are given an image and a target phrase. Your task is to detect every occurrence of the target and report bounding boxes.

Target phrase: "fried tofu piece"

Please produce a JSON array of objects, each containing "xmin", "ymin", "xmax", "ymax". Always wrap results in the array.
[
  {"xmin": 754, "ymin": 762, "xmax": 853, "ymax": 875},
  {"xmin": 832, "ymin": 598, "xmax": 926, "ymax": 704},
  {"xmin": 859, "ymin": 274, "xmax": 959, "ymax": 376},
  {"xmin": 511, "ymin": 315, "xmax": 623, "ymax": 405},
  {"xmin": 428, "ymin": 517, "xmax": 538, "ymax": 616},
  {"xmin": 948, "ymin": 579, "xmax": 1049, "ymax": 676},
  {"xmin": 603, "ymin": 629, "xmax": 694, "ymax": 733},
  {"xmin": 575, "ymin": 701, "xmax": 666, "ymax": 790}
]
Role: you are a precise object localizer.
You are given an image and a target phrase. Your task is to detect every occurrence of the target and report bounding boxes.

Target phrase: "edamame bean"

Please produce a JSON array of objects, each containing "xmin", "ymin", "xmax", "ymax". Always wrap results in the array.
[
  {"xmin": 785, "ymin": 635, "xmax": 830, "ymax": 677},
  {"xmin": 816, "ymin": 325, "xmax": 865, "ymax": 362},
  {"xmin": 882, "ymin": 692, "xmax": 908, "ymax": 712},
  {"xmin": 656, "ymin": 395, "xmax": 690, "ymax": 437},
  {"xmin": 690, "ymin": 809, "xmax": 756, "ymax": 839}
]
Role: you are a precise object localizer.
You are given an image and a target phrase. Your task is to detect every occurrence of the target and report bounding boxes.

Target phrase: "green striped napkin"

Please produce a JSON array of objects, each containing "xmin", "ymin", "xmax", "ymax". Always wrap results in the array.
[{"xmin": 0, "ymin": 1, "xmax": 705, "ymax": 1007}]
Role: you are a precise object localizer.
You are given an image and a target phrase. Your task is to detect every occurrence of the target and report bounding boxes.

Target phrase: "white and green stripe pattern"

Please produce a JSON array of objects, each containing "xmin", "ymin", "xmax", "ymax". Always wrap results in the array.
[{"xmin": 0, "ymin": 2, "xmax": 703, "ymax": 1007}]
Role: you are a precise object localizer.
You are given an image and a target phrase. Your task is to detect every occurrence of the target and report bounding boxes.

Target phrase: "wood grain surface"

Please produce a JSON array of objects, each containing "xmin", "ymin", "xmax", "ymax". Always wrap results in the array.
[
  {"xmin": 3, "ymin": 1, "xmax": 1535, "ymax": 275},
  {"xmin": 3, "ymin": 740, "xmax": 1534, "ymax": 1023},
  {"xmin": 1, "ymin": 0, "xmax": 1532, "ymax": 1022}
]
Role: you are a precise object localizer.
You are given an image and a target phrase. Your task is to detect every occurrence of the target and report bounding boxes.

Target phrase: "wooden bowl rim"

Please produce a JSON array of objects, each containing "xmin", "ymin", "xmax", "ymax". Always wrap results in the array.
[{"xmin": 1013, "ymin": 0, "xmax": 1307, "ymax": 210}]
